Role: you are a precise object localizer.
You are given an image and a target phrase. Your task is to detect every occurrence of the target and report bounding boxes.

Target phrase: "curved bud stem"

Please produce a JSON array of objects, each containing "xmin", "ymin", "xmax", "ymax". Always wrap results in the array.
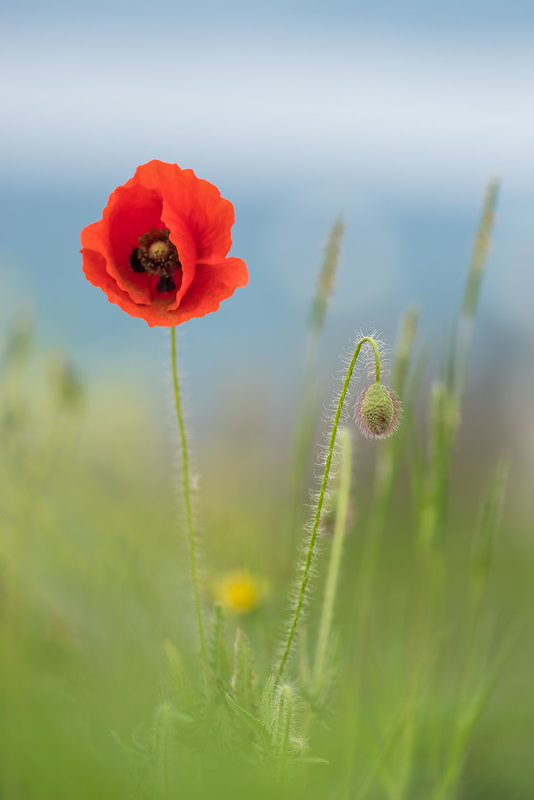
[
  {"xmin": 368, "ymin": 336, "xmax": 382, "ymax": 384},
  {"xmin": 276, "ymin": 336, "xmax": 381, "ymax": 678}
]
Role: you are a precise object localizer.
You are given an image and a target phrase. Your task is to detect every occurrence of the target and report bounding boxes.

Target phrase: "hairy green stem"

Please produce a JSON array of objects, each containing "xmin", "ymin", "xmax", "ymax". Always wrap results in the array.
[
  {"xmin": 287, "ymin": 219, "xmax": 345, "ymax": 553},
  {"xmin": 170, "ymin": 327, "xmax": 208, "ymax": 678},
  {"xmin": 312, "ymin": 427, "xmax": 352, "ymax": 697},
  {"xmin": 276, "ymin": 336, "xmax": 380, "ymax": 678}
]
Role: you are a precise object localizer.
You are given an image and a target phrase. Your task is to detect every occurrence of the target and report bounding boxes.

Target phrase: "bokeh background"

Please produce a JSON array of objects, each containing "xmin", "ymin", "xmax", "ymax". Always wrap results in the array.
[
  {"xmin": 1, "ymin": 1, "xmax": 533, "ymax": 798},
  {"xmin": 2, "ymin": 0, "xmax": 534, "ymax": 409}
]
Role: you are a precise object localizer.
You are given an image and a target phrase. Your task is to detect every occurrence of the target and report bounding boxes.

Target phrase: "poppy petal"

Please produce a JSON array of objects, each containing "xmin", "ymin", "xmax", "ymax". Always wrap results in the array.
[
  {"xmin": 82, "ymin": 243, "xmax": 151, "ymax": 319},
  {"xmin": 173, "ymin": 257, "xmax": 249, "ymax": 323},
  {"xmin": 103, "ymin": 183, "xmax": 164, "ymax": 305},
  {"xmin": 160, "ymin": 198, "xmax": 198, "ymax": 309},
  {"xmin": 133, "ymin": 161, "xmax": 235, "ymax": 261}
]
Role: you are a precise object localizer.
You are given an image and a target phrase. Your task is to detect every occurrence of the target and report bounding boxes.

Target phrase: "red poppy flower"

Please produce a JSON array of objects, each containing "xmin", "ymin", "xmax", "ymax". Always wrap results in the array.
[{"xmin": 80, "ymin": 160, "xmax": 248, "ymax": 327}]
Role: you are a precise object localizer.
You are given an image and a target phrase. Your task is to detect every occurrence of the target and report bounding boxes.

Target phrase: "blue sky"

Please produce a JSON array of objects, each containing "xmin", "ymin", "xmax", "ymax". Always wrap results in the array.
[
  {"xmin": 2, "ymin": 23, "xmax": 533, "ymax": 192},
  {"xmin": 4, "ymin": 0, "xmax": 534, "ymax": 30},
  {"xmin": 0, "ymin": 1, "xmax": 533, "ymax": 421}
]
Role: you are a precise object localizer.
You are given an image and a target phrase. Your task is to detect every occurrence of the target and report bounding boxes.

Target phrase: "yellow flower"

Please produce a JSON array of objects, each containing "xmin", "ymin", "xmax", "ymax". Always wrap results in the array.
[{"xmin": 214, "ymin": 570, "xmax": 266, "ymax": 615}]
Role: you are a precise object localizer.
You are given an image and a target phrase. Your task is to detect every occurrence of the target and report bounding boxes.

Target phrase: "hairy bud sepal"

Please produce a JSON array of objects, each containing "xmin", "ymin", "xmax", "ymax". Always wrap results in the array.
[{"xmin": 357, "ymin": 382, "xmax": 400, "ymax": 439}]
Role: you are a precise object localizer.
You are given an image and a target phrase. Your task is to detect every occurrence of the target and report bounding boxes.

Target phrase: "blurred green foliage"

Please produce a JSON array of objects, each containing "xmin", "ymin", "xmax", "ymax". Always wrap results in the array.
[
  {"xmin": 1, "ymin": 186, "xmax": 533, "ymax": 798},
  {"xmin": 0, "ymin": 309, "xmax": 532, "ymax": 799}
]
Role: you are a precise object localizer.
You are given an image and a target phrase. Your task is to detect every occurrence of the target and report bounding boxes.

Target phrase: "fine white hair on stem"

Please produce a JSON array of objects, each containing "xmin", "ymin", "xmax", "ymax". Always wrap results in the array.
[
  {"xmin": 352, "ymin": 328, "xmax": 391, "ymax": 380},
  {"xmin": 163, "ymin": 327, "xmax": 208, "ymax": 663},
  {"xmin": 276, "ymin": 331, "xmax": 386, "ymax": 678}
]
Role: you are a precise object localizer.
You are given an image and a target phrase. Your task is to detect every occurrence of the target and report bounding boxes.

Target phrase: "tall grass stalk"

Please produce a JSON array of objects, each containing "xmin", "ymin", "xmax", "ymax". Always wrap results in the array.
[
  {"xmin": 458, "ymin": 179, "xmax": 500, "ymax": 386},
  {"xmin": 152, "ymin": 702, "xmax": 173, "ymax": 799},
  {"xmin": 431, "ymin": 460, "xmax": 509, "ymax": 800},
  {"xmin": 411, "ymin": 180, "xmax": 502, "ymax": 796},
  {"xmin": 341, "ymin": 311, "xmax": 419, "ymax": 799},
  {"xmin": 356, "ymin": 308, "xmax": 419, "ymax": 635},
  {"xmin": 418, "ymin": 175, "xmax": 501, "ymax": 671},
  {"xmin": 340, "ymin": 182, "xmax": 501, "ymax": 799},
  {"xmin": 288, "ymin": 219, "xmax": 344, "ymax": 547},
  {"xmin": 417, "ymin": 179, "xmax": 500, "ymax": 552},
  {"xmin": 470, "ymin": 458, "xmax": 509, "ymax": 616}
]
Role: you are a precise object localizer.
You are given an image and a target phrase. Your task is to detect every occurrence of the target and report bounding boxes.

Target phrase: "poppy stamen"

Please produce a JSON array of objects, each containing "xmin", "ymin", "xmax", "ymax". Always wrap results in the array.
[
  {"xmin": 130, "ymin": 228, "xmax": 182, "ymax": 293},
  {"xmin": 130, "ymin": 248, "xmax": 145, "ymax": 272},
  {"xmin": 156, "ymin": 275, "xmax": 176, "ymax": 293}
]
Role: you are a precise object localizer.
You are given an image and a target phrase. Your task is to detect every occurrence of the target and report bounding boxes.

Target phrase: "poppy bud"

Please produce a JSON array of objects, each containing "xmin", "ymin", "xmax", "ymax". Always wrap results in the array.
[{"xmin": 356, "ymin": 382, "xmax": 400, "ymax": 439}]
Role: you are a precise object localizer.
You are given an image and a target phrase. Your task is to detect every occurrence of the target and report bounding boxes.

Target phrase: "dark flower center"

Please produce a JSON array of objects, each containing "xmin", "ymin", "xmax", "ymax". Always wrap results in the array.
[{"xmin": 130, "ymin": 228, "xmax": 182, "ymax": 294}]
